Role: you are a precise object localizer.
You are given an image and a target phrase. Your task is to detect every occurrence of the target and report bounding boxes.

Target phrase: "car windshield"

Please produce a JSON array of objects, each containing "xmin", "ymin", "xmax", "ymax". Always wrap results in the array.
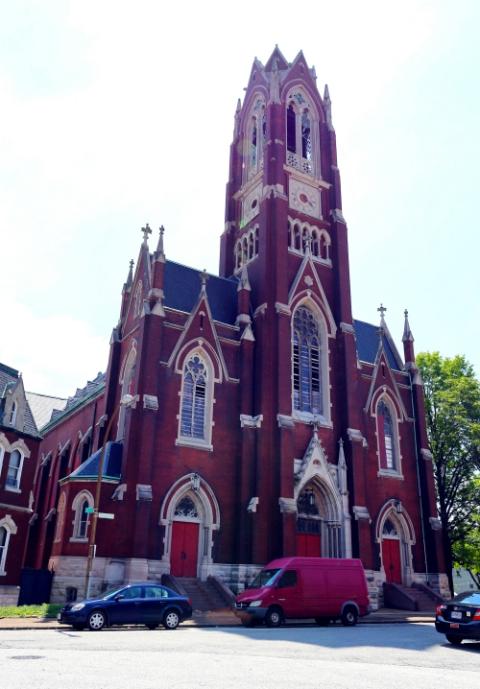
[
  {"xmin": 453, "ymin": 591, "xmax": 480, "ymax": 605},
  {"xmin": 249, "ymin": 568, "xmax": 281, "ymax": 588},
  {"xmin": 101, "ymin": 586, "xmax": 126, "ymax": 600}
]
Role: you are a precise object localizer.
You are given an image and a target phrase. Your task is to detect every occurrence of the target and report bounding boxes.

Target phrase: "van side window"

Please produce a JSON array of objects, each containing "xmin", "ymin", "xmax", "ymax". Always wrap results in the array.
[{"xmin": 277, "ymin": 570, "xmax": 297, "ymax": 588}]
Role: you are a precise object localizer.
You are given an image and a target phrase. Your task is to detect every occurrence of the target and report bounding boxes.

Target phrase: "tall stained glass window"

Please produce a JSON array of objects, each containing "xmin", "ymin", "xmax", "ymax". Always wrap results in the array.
[
  {"xmin": 378, "ymin": 400, "xmax": 396, "ymax": 470},
  {"xmin": 180, "ymin": 355, "xmax": 208, "ymax": 439},
  {"xmin": 292, "ymin": 307, "xmax": 322, "ymax": 415}
]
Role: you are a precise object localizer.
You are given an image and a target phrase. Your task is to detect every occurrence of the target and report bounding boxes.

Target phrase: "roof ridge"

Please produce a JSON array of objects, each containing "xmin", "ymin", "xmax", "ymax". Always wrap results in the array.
[{"xmin": 166, "ymin": 259, "xmax": 238, "ymax": 284}]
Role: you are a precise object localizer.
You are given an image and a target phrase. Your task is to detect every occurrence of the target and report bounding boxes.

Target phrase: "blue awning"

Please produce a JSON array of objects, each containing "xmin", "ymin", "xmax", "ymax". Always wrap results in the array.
[{"xmin": 67, "ymin": 441, "xmax": 123, "ymax": 480}]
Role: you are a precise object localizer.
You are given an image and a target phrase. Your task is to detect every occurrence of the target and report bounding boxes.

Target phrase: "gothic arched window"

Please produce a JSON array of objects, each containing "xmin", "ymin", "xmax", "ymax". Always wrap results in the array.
[
  {"xmin": 292, "ymin": 306, "xmax": 323, "ymax": 415},
  {"xmin": 71, "ymin": 491, "xmax": 93, "ymax": 541},
  {"xmin": 6, "ymin": 449, "xmax": 24, "ymax": 490},
  {"xmin": 180, "ymin": 354, "xmax": 209, "ymax": 440},
  {"xmin": 245, "ymin": 97, "xmax": 266, "ymax": 181},
  {"xmin": 0, "ymin": 526, "xmax": 9, "ymax": 573},
  {"xmin": 287, "ymin": 103, "xmax": 296, "ymax": 153},
  {"xmin": 286, "ymin": 92, "xmax": 318, "ymax": 176},
  {"xmin": 301, "ymin": 110, "xmax": 312, "ymax": 160},
  {"xmin": 377, "ymin": 400, "xmax": 398, "ymax": 471}
]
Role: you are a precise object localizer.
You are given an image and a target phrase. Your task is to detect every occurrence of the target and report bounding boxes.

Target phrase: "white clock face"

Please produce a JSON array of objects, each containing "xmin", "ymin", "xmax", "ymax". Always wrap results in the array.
[{"xmin": 289, "ymin": 180, "xmax": 321, "ymax": 219}]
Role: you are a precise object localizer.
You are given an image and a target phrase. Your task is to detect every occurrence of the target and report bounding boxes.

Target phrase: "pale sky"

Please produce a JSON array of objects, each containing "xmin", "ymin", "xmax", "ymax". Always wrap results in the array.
[{"xmin": 1, "ymin": 0, "xmax": 478, "ymax": 398}]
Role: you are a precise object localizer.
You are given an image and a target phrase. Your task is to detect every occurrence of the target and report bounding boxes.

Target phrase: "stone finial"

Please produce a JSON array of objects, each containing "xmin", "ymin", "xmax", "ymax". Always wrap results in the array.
[
  {"xmin": 323, "ymin": 84, "xmax": 332, "ymax": 126},
  {"xmin": 402, "ymin": 309, "xmax": 414, "ymax": 343},
  {"xmin": 125, "ymin": 259, "xmax": 134, "ymax": 289},
  {"xmin": 155, "ymin": 225, "xmax": 165, "ymax": 262},
  {"xmin": 141, "ymin": 223, "xmax": 152, "ymax": 246},
  {"xmin": 377, "ymin": 303, "xmax": 387, "ymax": 327},
  {"xmin": 234, "ymin": 98, "xmax": 242, "ymax": 137},
  {"xmin": 237, "ymin": 264, "xmax": 251, "ymax": 292},
  {"xmin": 199, "ymin": 269, "xmax": 209, "ymax": 292}
]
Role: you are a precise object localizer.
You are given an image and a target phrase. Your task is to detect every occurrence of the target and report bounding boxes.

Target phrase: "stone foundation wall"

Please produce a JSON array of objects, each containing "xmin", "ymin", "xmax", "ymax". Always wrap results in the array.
[{"xmin": 0, "ymin": 584, "xmax": 19, "ymax": 606}]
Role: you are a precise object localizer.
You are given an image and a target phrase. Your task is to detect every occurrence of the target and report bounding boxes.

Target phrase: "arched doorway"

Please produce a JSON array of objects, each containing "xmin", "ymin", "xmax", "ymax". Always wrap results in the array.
[
  {"xmin": 296, "ymin": 481, "xmax": 342, "ymax": 557},
  {"xmin": 376, "ymin": 500, "xmax": 415, "ymax": 586},
  {"xmin": 170, "ymin": 495, "xmax": 200, "ymax": 577},
  {"xmin": 381, "ymin": 518, "xmax": 402, "ymax": 584},
  {"xmin": 159, "ymin": 474, "xmax": 220, "ymax": 580}
]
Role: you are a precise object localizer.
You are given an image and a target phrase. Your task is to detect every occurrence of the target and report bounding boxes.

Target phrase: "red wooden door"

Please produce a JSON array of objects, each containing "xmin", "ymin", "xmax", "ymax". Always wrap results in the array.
[
  {"xmin": 382, "ymin": 538, "xmax": 402, "ymax": 583},
  {"xmin": 170, "ymin": 521, "xmax": 199, "ymax": 577},
  {"xmin": 296, "ymin": 533, "xmax": 321, "ymax": 557}
]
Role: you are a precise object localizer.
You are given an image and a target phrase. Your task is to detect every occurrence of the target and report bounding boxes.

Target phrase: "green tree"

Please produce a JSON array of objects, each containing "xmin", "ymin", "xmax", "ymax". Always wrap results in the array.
[{"xmin": 417, "ymin": 353, "xmax": 480, "ymax": 595}]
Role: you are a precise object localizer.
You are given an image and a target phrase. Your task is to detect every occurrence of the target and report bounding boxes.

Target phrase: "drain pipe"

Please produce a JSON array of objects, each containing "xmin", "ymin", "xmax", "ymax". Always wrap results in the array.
[{"xmin": 408, "ymin": 372, "xmax": 430, "ymax": 586}]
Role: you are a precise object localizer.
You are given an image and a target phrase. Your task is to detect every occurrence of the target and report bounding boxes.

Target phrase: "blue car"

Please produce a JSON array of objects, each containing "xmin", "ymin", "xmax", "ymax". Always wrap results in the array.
[{"xmin": 58, "ymin": 582, "xmax": 192, "ymax": 631}]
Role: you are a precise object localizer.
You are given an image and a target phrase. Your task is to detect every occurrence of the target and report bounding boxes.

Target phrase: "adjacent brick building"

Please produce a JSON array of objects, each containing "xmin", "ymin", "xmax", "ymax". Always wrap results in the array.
[{"xmin": 24, "ymin": 48, "xmax": 447, "ymax": 606}]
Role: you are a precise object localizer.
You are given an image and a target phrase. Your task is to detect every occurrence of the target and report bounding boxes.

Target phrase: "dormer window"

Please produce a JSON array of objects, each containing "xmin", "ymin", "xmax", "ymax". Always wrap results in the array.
[{"xmin": 8, "ymin": 401, "xmax": 17, "ymax": 426}]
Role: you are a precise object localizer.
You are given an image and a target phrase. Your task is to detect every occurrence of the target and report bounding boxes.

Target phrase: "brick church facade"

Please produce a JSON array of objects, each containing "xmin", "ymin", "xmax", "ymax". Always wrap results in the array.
[{"xmin": 17, "ymin": 48, "xmax": 447, "ymax": 606}]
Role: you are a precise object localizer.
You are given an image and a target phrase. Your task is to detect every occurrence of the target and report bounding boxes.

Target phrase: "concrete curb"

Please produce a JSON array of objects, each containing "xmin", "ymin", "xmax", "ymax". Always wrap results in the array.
[{"xmin": 0, "ymin": 609, "xmax": 435, "ymax": 631}]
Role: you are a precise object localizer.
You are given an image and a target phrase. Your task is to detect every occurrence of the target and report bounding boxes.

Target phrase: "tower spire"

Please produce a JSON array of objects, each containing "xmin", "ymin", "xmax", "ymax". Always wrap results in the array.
[
  {"xmin": 155, "ymin": 225, "xmax": 166, "ymax": 262},
  {"xmin": 125, "ymin": 259, "xmax": 134, "ymax": 290},
  {"xmin": 402, "ymin": 309, "xmax": 416, "ymax": 367}
]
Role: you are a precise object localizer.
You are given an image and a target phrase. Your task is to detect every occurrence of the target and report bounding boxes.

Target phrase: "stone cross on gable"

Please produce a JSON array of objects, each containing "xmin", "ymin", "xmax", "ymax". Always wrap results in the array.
[
  {"xmin": 141, "ymin": 223, "xmax": 152, "ymax": 244},
  {"xmin": 377, "ymin": 303, "xmax": 387, "ymax": 323}
]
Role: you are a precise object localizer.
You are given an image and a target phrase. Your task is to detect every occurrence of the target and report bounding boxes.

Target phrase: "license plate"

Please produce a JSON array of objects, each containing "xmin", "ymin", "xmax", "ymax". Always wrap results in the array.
[
  {"xmin": 451, "ymin": 611, "xmax": 462, "ymax": 620},
  {"xmin": 450, "ymin": 623, "xmax": 460, "ymax": 629}
]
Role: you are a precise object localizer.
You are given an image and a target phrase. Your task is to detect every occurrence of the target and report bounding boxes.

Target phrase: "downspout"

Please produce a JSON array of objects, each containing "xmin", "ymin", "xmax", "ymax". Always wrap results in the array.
[{"xmin": 408, "ymin": 372, "xmax": 430, "ymax": 586}]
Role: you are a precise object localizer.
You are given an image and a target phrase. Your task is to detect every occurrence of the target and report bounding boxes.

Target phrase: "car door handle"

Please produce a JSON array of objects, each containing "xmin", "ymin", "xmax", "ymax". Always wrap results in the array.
[{"xmin": 278, "ymin": 598, "xmax": 286, "ymax": 601}]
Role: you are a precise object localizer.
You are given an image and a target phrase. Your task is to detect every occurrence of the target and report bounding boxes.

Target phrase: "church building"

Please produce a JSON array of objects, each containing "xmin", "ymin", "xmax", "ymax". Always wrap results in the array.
[{"xmin": 24, "ymin": 48, "xmax": 448, "ymax": 607}]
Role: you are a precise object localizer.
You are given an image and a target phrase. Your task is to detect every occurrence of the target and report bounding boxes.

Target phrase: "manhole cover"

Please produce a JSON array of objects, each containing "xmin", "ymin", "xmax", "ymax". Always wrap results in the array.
[{"xmin": 9, "ymin": 655, "xmax": 44, "ymax": 660}]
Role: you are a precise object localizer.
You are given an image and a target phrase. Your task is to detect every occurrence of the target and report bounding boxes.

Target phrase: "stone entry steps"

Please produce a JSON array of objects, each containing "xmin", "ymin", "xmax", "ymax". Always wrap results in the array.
[{"xmin": 176, "ymin": 577, "xmax": 230, "ymax": 612}]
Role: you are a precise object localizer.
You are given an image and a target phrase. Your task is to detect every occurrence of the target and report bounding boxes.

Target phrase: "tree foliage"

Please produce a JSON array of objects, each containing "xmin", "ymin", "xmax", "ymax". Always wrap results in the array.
[{"xmin": 417, "ymin": 352, "xmax": 480, "ymax": 591}]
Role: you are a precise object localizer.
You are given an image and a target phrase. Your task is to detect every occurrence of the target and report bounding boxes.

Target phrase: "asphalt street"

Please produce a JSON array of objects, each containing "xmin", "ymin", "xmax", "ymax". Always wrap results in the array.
[{"xmin": 1, "ymin": 623, "xmax": 479, "ymax": 689}]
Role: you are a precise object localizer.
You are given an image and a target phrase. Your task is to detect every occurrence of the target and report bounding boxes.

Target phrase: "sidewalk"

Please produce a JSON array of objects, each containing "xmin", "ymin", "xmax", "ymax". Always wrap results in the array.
[{"xmin": 0, "ymin": 607, "xmax": 434, "ymax": 631}]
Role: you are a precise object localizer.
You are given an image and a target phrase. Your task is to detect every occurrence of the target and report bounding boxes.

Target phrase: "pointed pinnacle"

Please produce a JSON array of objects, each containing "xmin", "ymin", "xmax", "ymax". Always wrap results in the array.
[
  {"xmin": 155, "ymin": 225, "xmax": 165, "ymax": 261},
  {"xmin": 237, "ymin": 264, "xmax": 251, "ymax": 291},
  {"xmin": 126, "ymin": 259, "xmax": 134, "ymax": 288},
  {"xmin": 402, "ymin": 309, "xmax": 414, "ymax": 342}
]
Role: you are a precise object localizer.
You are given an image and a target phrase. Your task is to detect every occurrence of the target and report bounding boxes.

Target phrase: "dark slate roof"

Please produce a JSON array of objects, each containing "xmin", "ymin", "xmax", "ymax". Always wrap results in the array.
[
  {"xmin": 0, "ymin": 363, "xmax": 39, "ymax": 437},
  {"xmin": 164, "ymin": 261, "xmax": 238, "ymax": 325},
  {"xmin": 353, "ymin": 320, "xmax": 403, "ymax": 371},
  {"xmin": 66, "ymin": 442, "xmax": 123, "ymax": 481},
  {"xmin": 44, "ymin": 372, "xmax": 106, "ymax": 430}
]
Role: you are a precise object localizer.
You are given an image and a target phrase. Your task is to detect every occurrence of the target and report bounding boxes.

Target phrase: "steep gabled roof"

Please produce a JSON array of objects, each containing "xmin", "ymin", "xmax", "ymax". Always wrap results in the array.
[
  {"xmin": 353, "ymin": 319, "xmax": 403, "ymax": 371},
  {"xmin": 0, "ymin": 363, "xmax": 39, "ymax": 437},
  {"xmin": 163, "ymin": 260, "xmax": 238, "ymax": 325}
]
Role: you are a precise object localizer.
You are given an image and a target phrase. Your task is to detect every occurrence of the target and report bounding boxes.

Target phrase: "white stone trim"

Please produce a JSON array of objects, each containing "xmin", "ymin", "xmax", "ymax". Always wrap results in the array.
[{"xmin": 240, "ymin": 414, "xmax": 263, "ymax": 429}]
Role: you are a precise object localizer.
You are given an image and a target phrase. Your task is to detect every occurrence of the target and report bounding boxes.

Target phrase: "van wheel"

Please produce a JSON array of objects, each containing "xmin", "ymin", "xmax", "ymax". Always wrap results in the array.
[
  {"xmin": 341, "ymin": 605, "xmax": 358, "ymax": 626},
  {"xmin": 265, "ymin": 607, "xmax": 283, "ymax": 627}
]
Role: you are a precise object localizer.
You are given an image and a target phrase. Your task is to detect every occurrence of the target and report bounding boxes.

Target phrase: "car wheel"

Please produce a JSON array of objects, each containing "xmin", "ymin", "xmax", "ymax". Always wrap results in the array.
[
  {"xmin": 265, "ymin": 607, "xmax": 283, "ymax": 628},
  {"xmin": 446, "ymin": 635, "xmax": 463, "ymax": 645},
  {"xmin": 315, "ymin": 617, "xmax": 330, "ymax": 626},
  {"xmin": 87, "ymin": 610, "xmax": 106, "ymax": 631},
  {"xmin": 163, "ymin": 609, "xmax": 180, "ymax": 630},
  {"xmin": 341, "ymin": 605, "xmax": 358, "ymax": 626},
  {"xmin": 146, "ymin": 623, "xmax": 159, "ymax": 630}
]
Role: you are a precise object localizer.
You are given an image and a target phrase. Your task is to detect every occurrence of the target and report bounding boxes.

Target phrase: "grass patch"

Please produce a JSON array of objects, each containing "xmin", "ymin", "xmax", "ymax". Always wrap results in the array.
[{"xmin": 0, "ymin": 603, "xmax": 62, "ymax": 619}]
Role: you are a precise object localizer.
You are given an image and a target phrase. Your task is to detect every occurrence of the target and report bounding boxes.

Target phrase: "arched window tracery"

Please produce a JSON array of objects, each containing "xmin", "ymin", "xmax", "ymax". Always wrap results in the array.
[
  {"xmin": 292, "ymin": 306, "xmax": 323, "ymax": 416},
  {"xmin": 234, "ymin": 225, "xmax": 260, "ymax": 272},
  {"xmin": 377, "ymin": 399, "xmax": 399, "ymax": 472},
  {"xmin": 180, "ymin": 354, "xmax": 210, "ymax": 441},
  {"xmin": 286, "ymin": 92, "xmax": 318, "ymax": 176}
]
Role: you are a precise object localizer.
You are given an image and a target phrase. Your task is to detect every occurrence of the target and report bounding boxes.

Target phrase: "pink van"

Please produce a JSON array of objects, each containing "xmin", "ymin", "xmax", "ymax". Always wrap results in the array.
[{"xmin": 235, "ymin": 557, "xmax": 370, "ymax": 627}]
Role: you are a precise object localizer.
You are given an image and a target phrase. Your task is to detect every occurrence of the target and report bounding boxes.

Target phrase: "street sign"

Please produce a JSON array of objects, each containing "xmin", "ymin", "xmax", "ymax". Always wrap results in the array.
[
  {"xmin": 98, "ymin": 512, "xmax": 115, "ymax": 520},
  {"xmin": 85, "ymin": 506, "xmax": 95, "ymax": 514}
]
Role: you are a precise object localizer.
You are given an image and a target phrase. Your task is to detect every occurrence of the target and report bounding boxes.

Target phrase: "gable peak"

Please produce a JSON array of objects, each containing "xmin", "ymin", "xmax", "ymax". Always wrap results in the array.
[{"xmin": 264, "ymin": 45, "xmax": 289, "ymax": 72}]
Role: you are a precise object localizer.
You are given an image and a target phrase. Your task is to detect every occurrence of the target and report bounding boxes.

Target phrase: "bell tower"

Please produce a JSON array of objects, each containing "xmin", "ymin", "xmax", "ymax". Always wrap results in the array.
[
  {"xmin": 219, "ymin": 46, "xmax": 350, "ymax": 324},
  {"xmin": 220, "ymin": 47, "xmax": 360, "ymax": 563}
]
